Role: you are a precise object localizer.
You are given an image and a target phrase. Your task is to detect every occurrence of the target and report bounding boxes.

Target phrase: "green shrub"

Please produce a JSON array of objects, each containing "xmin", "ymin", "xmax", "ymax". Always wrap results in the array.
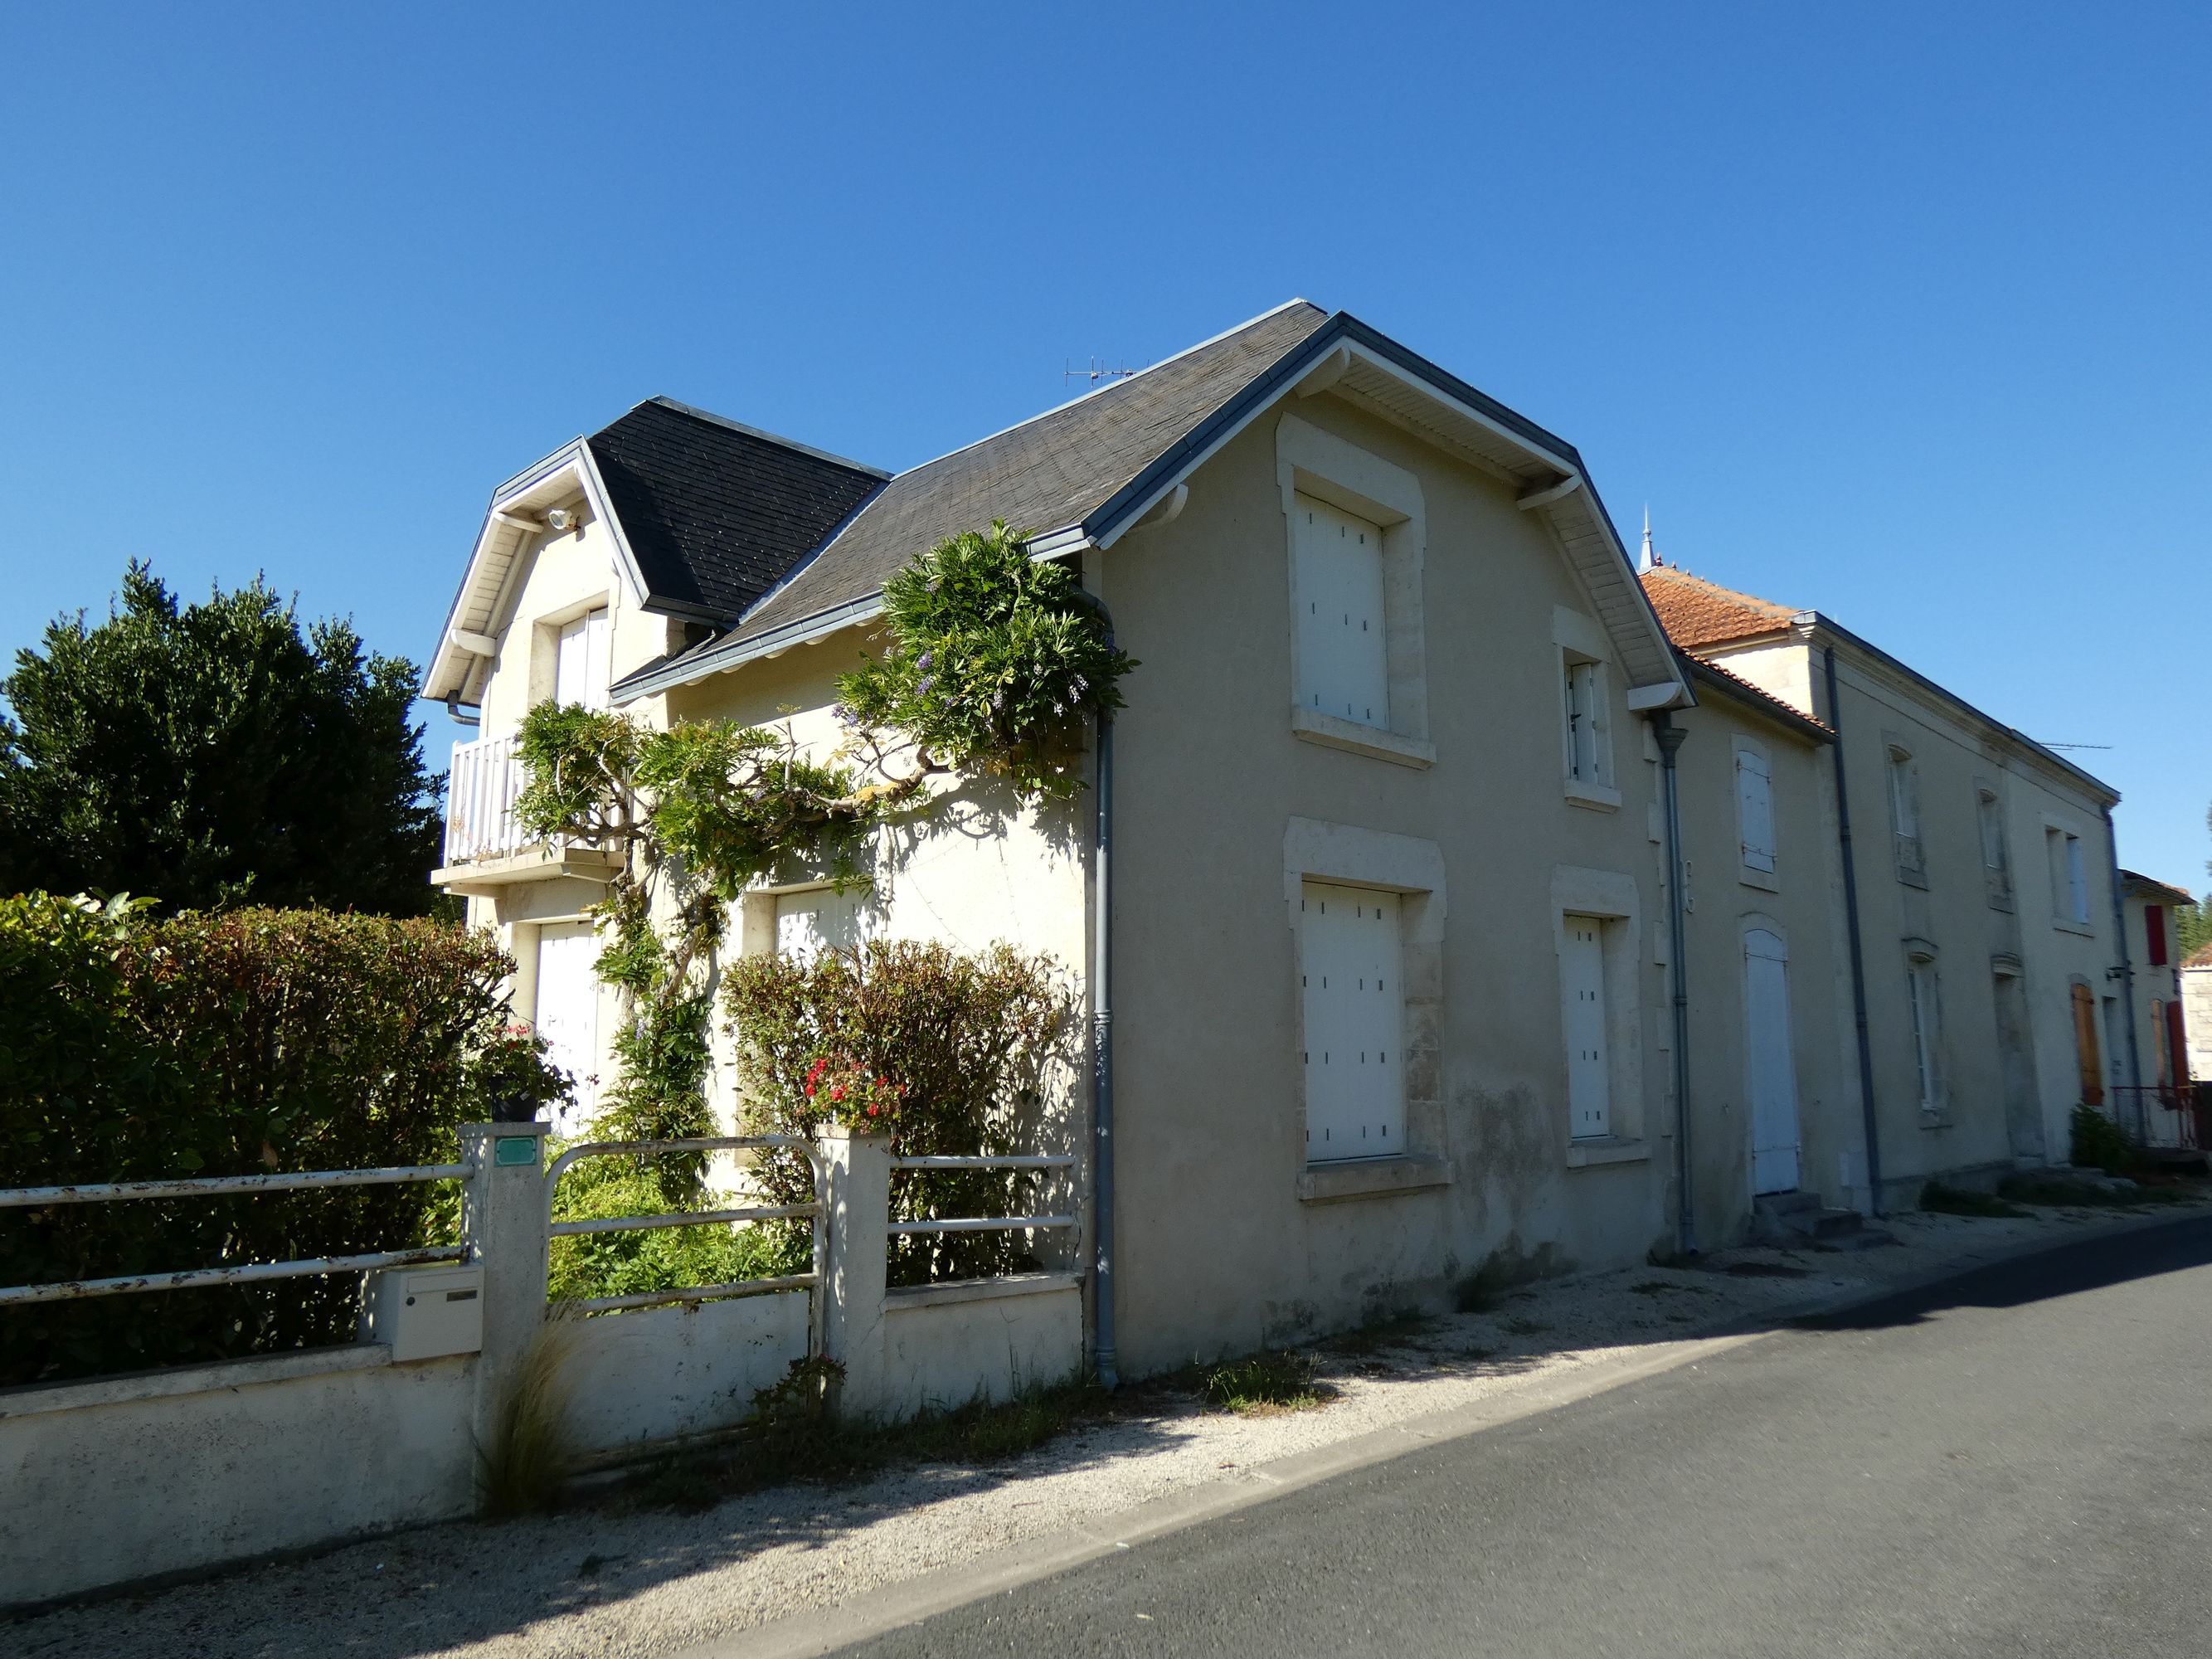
[
  {"xmin": 1920, "ymin": 1180, "xmax": 2029, "ymax": 1219},
  {"xmin": 2070, "ymin": 1103, "xmax": 2136, "ymax": 1175},
  {"xmin": 0, "ymin": 897, "xmax": 558, "ymax": 1384},
  {"xmin": 723, "ymin": 939, "xmax": 1071, "ymax": 1287},
  {"xmin": 1202, "ymin": 1350, "xmax": 1330, "ymax": 1413},
  {"xmin": 544, "ymin": 1151, "xmax": 805, "ymax": 1306}
]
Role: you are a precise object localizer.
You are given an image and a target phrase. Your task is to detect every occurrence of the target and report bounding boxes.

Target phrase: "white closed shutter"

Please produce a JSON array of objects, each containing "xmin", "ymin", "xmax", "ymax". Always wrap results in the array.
[
  {"xmin": 1736, "ymin": 748, "xmax": 1777, "ymax": 873},
  {"xmin": 1300, "ymin": 881, "xmax": 1404, "ymax": 1160},
  {"xmin": 775, "ymin": 887, "xmax": 867, "ymax": 961},
  {"xmin": 1744, "ymin": 928, "xmax": 1801, "ymax": 1193},
  {"xmin": 1562, "ymin": 916, "xmax": 1610, "ymax": 1139},
  {"xmin": 533, "ymin": 922, "xmax": 602, "ymax": 1136},
  {"xmin": 1291, "ymin": 494, "xmax": 1389, "ymax": 731},
  {"xmin": 556, "ymin": 607, "xmax": 611, "ymax": 709}
]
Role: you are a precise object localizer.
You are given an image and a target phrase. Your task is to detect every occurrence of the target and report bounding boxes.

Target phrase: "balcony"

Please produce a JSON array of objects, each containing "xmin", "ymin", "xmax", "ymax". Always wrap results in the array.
[{"xmin": 432, "ymin": 734, "xmax": 622, "ymax": 893}]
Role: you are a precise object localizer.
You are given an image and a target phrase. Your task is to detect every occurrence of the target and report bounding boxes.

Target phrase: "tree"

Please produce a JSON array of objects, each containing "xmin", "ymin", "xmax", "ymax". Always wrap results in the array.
[{"xmin": 0, "ymin": 562, "xmax": 443, "ymax": 914}]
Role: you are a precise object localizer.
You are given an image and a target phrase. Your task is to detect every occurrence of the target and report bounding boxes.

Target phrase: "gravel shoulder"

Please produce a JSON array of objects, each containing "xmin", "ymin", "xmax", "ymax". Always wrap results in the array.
[{"xmin": 16, "ymin": 1194, "xmax": 2207, "ymax": 1659}]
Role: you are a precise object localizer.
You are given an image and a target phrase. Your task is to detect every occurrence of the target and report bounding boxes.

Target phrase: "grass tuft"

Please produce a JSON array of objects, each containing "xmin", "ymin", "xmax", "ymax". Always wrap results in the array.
[
  {"xmin": 477, "ymin": 1314, "xmax": 580, "ymax": 1517},
  {"xmin": 1999, "ymin": 1173, "xmax": 2195, "ymax": 1209},
  {"xmin": 1202, "ymin": 1350, "xmax": 1333, "ymax": 1414},
  {"xmin": 1921, "ymin": 1180, "xmax": 2030, "ymax": 1219}
]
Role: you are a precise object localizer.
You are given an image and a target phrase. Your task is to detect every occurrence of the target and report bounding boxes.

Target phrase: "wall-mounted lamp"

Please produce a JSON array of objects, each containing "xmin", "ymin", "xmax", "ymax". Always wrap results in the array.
[{"xmin": 546, "ymin": 507, "xmax": 576, "ymax": 533}]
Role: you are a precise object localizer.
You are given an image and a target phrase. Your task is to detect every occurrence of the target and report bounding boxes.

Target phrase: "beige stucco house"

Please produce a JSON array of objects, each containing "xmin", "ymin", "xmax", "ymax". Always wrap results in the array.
[
  {"xmin": 1641, "ymin": 563, "xmax": 2130, "ymax": 1198},
  {"xmin": 2120, "ymin": 871, "xmax": 2196, "ymax": 1146},
  {"xmin": 421, "ymin": 300, "xmax": 2153, "ymax": 1379}
]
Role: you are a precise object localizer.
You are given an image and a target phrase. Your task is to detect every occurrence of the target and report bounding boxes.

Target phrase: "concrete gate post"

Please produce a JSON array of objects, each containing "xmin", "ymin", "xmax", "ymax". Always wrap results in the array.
[
  {"xmin": 817, "ymin": 1126, "xmax": 891, "ymax": 1419},
  {"xmin": 458, "ymin": 1121, "xmax": 551, "ymax": 1445}
]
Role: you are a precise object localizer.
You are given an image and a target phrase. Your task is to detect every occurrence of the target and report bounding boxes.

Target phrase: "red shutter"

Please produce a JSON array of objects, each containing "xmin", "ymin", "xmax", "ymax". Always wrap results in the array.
[
  {"xmin": 2146, "ymin": 904, "xmax": 2170, "ymax": 967},
  {"xmin": 2168, "ymin": 1000, "xmax": 2190, "ymax": 1090}
]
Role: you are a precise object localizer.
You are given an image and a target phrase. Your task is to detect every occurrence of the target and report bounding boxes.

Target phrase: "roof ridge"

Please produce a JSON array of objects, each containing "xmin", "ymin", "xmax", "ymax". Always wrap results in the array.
[
  {"xmin": 1642, "ymin": 562, "xmax": 1796, "ymax": 615},
  {"xmin": 876, "ymin": 299, "xmax": 1328, "ymax": 487},
  {"xmin": 633, "ymin": 397, "xmax": 891, "ymax": 480}
]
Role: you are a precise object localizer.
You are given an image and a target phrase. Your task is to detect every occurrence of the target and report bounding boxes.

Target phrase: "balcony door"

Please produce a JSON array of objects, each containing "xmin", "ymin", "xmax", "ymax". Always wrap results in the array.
[{"xmin": 534, "ymin": 921, "xmax": 601, "ymax": 1135}]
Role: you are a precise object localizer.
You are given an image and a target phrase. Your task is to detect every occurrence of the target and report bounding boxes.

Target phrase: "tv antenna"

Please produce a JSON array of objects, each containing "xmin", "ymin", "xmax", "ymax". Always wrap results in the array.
[
  {"xmin": 1065, "ymin": 357, "xmax": 1139, "ymax": 384},
  {"xmin": 2035, "ymin": 741, "xmax": 2113, "ymax": 751}
]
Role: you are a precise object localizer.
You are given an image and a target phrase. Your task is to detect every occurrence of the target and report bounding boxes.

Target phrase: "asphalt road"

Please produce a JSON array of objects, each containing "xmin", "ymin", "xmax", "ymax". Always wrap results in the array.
[{"xmin": 834, "ymin": 1215, "xmax": 2212, "ymax": 1657}]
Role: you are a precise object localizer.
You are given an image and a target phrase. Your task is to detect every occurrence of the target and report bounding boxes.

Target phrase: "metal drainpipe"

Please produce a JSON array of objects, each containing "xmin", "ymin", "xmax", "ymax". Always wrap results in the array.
[
  {"xmin": 1090, "ymin": 698, "xmax": 1117, "ymax": 1388},
  {"xmin": 1650, "ymin": 713, "xmax": 1696, "ymax": 1257},
  {"xmin": 2105, "ymin": 805, "xmax": 2145, "ymax": 1141},
  {"xmin": 1825, "ymin": 645, "xmax": 1885, "ymax": 1217}
]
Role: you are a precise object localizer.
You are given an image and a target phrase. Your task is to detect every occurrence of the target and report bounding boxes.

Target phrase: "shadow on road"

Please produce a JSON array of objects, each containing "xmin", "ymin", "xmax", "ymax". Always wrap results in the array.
[{"xmin": 1794, "ymin": 1210, "xmax": 2212, "ymax": 1333}]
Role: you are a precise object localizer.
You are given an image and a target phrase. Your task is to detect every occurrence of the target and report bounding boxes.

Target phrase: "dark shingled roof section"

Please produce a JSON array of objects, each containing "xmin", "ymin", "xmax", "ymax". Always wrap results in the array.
[
  {"xmin": 648, "ymin": 302, "xmax": 1334, "ymax": 680},
  {"xmin": 586, "ymin": 397, "xmax": 888, "ymax": 621}
]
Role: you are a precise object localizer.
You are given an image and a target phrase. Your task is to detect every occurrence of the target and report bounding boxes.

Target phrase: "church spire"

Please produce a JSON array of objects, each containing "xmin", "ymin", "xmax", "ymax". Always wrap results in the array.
[{"xmin": 1638, "ymin": 506, "xmax": 1660, "ymax": 573}]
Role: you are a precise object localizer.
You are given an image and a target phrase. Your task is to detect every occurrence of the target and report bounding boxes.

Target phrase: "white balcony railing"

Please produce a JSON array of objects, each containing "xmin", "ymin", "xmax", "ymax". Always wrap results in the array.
[{"xmin": 445, "ymin": 734, "xmax": 528, "ymax": 865}]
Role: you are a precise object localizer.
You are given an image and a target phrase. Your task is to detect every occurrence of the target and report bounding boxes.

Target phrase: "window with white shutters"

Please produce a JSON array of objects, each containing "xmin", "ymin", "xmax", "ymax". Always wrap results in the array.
[
  {"xmin": 2047, "ymin": 827, "xmax": 2091, "ymax": 925},
  {"xmin": 1888, "ymin": 745, "xmax": 1924, "ymax": 882},
  {"xmin": 1291, "ymin": 494, "xmax": 1389, "ymax": 731},
  {"xmin": 1735, "ymin": 747, "xmax": 1777, "ymax": 876},
  {"xmin": 1300, "ymin": 880, "xmax": 1405, "ymax": 1161},
  {"xmin": 1561, "ymin": 915, "xmax": 1611, "ymax": 1139},
  {"xmin": 775, "ymin": 887, "xmax": 867, "ymax": 961},
  {"xmin": 1563, "ymin": 661, "xmax": 1602, "ymax": 784},
  {"xmin": 555, "ymin": 607, "xmax": 611, "ymax": 709},
  {"xmin": 1978, "ymin": 786, "xmax": 2012, "ymax": 907}
]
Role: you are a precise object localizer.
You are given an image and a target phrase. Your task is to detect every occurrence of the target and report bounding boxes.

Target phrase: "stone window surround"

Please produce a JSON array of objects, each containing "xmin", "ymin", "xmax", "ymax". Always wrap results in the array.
[
  {"xmin": 1275, "ymin": 414, "xmax": 1435, "ymax": 771},
  {"xmin": 1553, "ymin": 864, "xmax": 1647, "ymax": 1167},
  {"xmin": 1283, "ymin": 816, "xmax": 1450, "ymax": 1203},
  {"xmin": 1884, "ymin": 732, "xmax": 1928, "ymax": 890},
  {"xmin": 1904, "ymin": 935, "xmax": 1950, "ymax": 1122},
  {"xmin": 1553, "ymin": 606, "xmax": 1621, "ymax": 812}
]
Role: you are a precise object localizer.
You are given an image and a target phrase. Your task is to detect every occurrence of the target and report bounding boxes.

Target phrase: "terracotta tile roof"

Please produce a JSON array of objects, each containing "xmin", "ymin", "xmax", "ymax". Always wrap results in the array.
[
  {"xmin": 2122, "ymin": 871, "xmax": 2198, "ymax": 909},
  {"xmin": 1686, "ymin": 654, "xmax": 1832, "ymax": 738},
  {"xmin": 2185, "ymin": 942, "xmax": 2212, "ymax": 971},
  {"xmin": 1638, "ymin": 566, "xmax": 1799, "ymax": 650}
]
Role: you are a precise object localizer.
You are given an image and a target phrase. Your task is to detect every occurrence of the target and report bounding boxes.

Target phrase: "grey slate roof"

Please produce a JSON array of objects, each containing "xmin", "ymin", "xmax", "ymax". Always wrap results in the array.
[
  {"xmin": 586, "ymin": 397, "xmax": 887, "ymax": 622},
  {"xmin": 620, "ymin": 301, "xmax": 1334, "ymax": 692}
]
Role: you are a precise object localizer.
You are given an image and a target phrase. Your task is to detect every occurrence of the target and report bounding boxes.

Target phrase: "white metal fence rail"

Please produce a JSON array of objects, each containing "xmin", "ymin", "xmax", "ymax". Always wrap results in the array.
[
  {"xmin": 886, "ymin": 1152, "xmax": 1077, "ymax": 1238},
  {"xmin": 544, "ymin": 1136, "xmax": 828, "ymax": 1345},
  {"xmin": 0, "ymin": 1162, "xmax": 473, "ymax": 1306},
  {"xmin": 445, "ymin": 732, "xmax": 526, "ymax": 864}
]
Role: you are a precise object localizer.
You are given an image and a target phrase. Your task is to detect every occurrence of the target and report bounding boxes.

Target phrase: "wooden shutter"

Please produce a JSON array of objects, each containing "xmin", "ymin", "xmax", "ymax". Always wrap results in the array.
[
  {"xmin": 2167, "ymin": 999, "xmax": 2190, "ymax": 1090},
  {"xmin": 1562, "ymin": 916, "xmax": 1610, "ymax": 1138},
  {"xmin": 1300, "ymin": 882, "xmax": 1405, "ymax": 1160},
  {"xmin": 2146, "ymin": 904, "xmax": 2170, "ymax": 967},
  {"xmin": 1744, "ymin": 929, "xmax": 1800, "ymax": 1193},
  {"xmin": 1736, "ymin": 749, "xmax": 1777, "ymax": 874},
  {"xmin": 1291, "ymin": 495, "xmax": 1389, "ymax": 731},
  {"xmin": 2066, "ymin": 837, "xmax": 2089, "ymax": 922},
  {"xmin": 1908, "ymin": 961, "xmax": 1945, "ymax": 1111},
  {"xmin": 2072, "ymin": 982, "xmax": 2103, "ymax": 1106}
]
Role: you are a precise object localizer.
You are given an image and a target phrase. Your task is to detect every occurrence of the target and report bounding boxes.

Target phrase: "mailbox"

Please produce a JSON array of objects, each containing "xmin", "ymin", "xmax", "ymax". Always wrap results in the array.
[{"xmin": 361, "ymin": 1265, "xmax": 484, "ymax": 1362}]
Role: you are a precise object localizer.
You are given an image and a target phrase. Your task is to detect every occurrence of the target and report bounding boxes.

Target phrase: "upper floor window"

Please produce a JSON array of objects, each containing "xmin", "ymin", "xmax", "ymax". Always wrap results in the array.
[
  {"xmin": 2146, "ymin": 903, "xmax": 2171, "ymax": 967},
  {"xmin": 1291, "ymin": 494, "xmax": 1389, "ymax": 731},
  {"xmin": 2047, "ymin": 827, "xmax": 2090, "ymax": 927},
  {"xmin": 1977, "ymin": 785, "xmax": 2011, "ymax": 909},
  {"xmin": 1887, "ymin": 744, "xmax": 1924, "ymax": 885},
  {"xmin": 1734, "ymin": 742, "xmax": 1777, "ymax": 878},
  {"xmin": 1562, "ymin": 654, "xmax": 1613, "ymax": 791},
  {"xmin": 556, "ymin": 607, "xmax": 611, "ymax": 710}
]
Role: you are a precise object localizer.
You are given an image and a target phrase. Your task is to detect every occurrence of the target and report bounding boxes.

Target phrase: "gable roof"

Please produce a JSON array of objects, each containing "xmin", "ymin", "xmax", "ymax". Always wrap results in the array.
[
  {"xmin": 2122, "ymin": 870, "xmax": 2196, "ymax": 908},
  {"xmin": 1639, "ymin": 566, "xmax": 1799, "ymax": 649},
  {"xmin": 422, "ymin": 401, "xmax": 886, "ymax": 703},
  {"xmin": 585, "ymin": 398, "xmax": 887, "ymax": 621},
  {"xmin": 616, "ymin": 303, "xmax": 1689, "ymax": 706}
]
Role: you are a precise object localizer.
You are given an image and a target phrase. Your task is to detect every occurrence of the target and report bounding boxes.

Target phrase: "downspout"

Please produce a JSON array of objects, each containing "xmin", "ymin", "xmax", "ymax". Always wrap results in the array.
[
  {"xmin": 2106, "ymin": 805, "xmax": 2145, "ymax": 1140},
  {"xmin": 1650, "ymin": 713, "xmax": 1696, "ymax": 1256},
  {"xmin": 1824, "ymin": 645, "xmax": 1885, "ymax": 1217},
  {"xmin": 1083, "ymin": 596, "xmax": 1120, "ymax": 1391}
]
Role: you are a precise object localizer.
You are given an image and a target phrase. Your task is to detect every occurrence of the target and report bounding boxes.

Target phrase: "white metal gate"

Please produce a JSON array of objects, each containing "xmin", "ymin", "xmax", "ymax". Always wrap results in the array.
[
  {"xmin": 1300, "ymin": 881, "xmax": 1404, "ymax": 1160},
  {"xmin": 1745, "ymin": 927, "xmax": 1801, "ymax": 1194},
  {"xmin": 1562, "ymin": 916, "xmax": 1611, "ymax": 1139}
]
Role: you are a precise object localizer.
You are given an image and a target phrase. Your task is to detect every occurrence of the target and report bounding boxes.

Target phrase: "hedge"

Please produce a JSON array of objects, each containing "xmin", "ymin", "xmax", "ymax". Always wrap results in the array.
[{"xmin": 0, "ymin": 895, "xmax": 558, "ymax": 1384}]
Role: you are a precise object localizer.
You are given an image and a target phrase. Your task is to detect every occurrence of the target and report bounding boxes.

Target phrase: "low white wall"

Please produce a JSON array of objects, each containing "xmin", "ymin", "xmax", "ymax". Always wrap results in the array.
[
  {"xmin": 878, "ymin": 1274, "xmax": 1082, "ymax": 1420},
  {"xmin": 0, "ymin": 1345, "xmax": 474, "ymax": 1608},
  {"xmin": 562, "ymin": 1289, "xmax": 810, "ymax": 1459}
]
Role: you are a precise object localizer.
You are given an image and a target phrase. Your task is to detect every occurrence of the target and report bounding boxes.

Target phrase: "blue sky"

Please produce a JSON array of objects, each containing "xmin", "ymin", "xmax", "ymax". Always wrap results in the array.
[{"xmin": 2, "ymin": 3, "xmax": 2206, "ymax": 888}]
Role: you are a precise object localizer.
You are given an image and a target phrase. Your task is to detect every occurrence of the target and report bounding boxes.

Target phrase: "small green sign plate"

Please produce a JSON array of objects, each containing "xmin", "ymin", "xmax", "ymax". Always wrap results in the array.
[{"xmin": 493, "ymin": 1136, "xmax": 541, "ymax": 1167}]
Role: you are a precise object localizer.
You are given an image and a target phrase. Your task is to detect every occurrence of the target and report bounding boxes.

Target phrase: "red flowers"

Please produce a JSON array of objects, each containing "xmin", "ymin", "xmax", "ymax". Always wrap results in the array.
[{"xmin": 800, "ymin": 1054, "xmax": 907, "ymax": 1130}]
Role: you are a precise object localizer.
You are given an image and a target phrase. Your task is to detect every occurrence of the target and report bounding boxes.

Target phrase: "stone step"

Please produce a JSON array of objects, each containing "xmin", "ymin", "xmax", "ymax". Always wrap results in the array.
[{"xmin": 1753, "ymin": 1190, "xmax": 1823, "ymax": 1218}]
